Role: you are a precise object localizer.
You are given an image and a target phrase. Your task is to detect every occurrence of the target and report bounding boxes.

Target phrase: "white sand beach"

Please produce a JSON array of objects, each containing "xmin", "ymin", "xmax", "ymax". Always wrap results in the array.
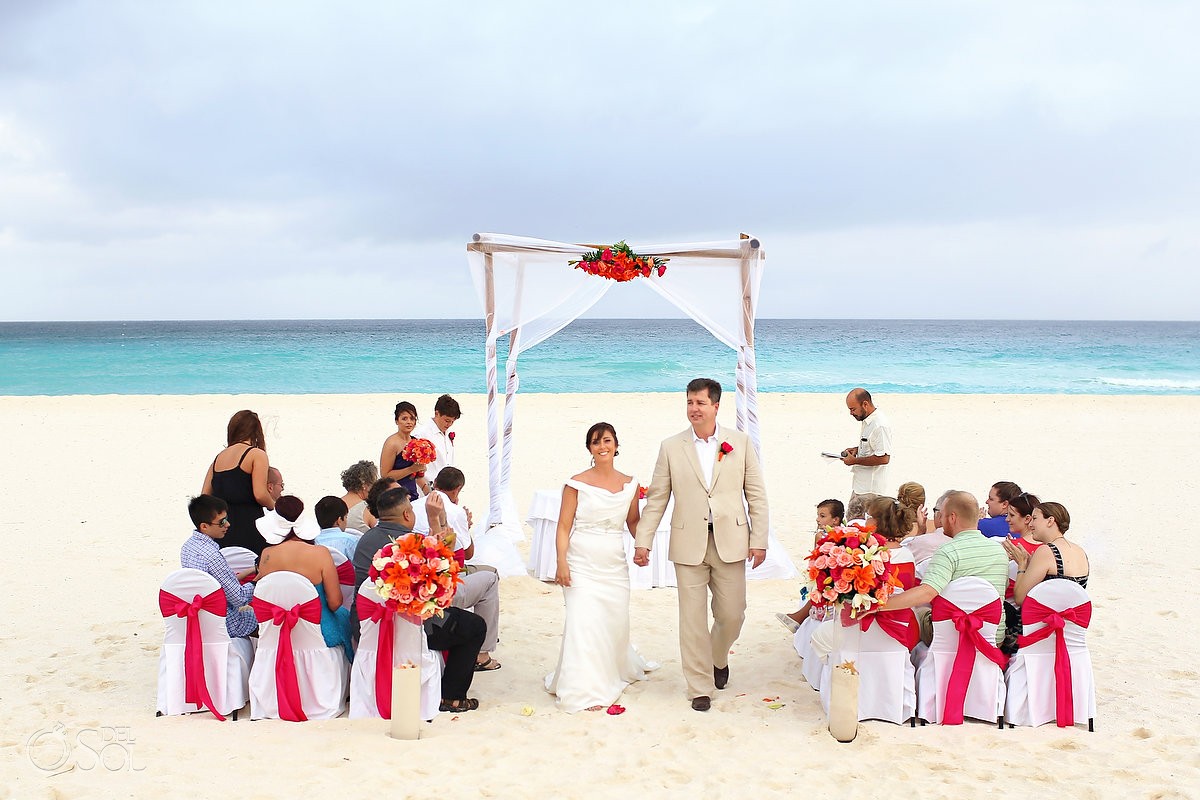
[{"xmin": 2, "ymin": 392, "xmax": 1197, "ymax": 799}]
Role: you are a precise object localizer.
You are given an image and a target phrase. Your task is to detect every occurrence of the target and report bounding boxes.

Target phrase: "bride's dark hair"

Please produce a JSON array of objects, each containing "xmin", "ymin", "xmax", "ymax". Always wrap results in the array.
[{"xmin": 585, "ymin": 422, "xmax": 619, "ymax": 456}]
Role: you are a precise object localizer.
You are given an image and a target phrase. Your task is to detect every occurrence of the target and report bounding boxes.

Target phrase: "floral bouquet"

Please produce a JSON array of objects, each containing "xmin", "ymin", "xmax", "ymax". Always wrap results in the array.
[
  {"xmin": 801, "ymin": 523, "xmax": 903, "ymax": 619},
  {"xmin": 569, "ymin": 241, "xmax": 668, "ymax": 282},
  {"xmin": 401, "ymin": 437, "xmax": 437, "ymax": 477},
  {"xmin": 369, "ymin": 533, "xmax": 462, "ymax": 622}
]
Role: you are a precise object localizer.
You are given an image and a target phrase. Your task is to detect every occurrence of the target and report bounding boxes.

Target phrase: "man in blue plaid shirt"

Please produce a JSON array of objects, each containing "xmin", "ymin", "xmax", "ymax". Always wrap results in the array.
[{"xmin": 181, "ymin": 495, "xmax": 258, "ymax": 639}]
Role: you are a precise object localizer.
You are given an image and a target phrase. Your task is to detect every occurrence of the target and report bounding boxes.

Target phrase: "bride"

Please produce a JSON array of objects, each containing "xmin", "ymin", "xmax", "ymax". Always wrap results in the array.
[{"xmin": 545, "ymin": 422, "xmax": 656, "ymax": 712}]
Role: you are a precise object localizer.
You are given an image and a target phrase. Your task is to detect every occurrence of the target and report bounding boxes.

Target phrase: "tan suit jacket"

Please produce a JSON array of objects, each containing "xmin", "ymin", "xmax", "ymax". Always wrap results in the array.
[{"xmin": 635, "ymin": 426, "xmax": 768, "ymax": 565}]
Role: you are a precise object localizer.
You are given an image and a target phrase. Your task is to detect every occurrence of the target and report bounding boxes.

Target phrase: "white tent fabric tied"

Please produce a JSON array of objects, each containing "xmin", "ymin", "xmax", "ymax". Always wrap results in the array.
[{"xmin": 467, "ymin": 233, "xmax": 766, "ymax": 528}]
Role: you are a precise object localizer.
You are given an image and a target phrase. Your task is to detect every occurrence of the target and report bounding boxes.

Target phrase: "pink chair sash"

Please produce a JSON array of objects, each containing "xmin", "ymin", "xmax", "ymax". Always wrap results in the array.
[
  {"xmin": 158, "ymin": 588, "xmax": 228, "ymax": 721},
  {"xmin": 859, "ymin": 607, "xmax": 920, "ymax": 650},
  {"xmin": 250, "ymin": 596, "xmax": 323, "ymax": 722},
  {"xmin": 930, "ymin": 596, "xmax": 1007, "ymax": 724},
  {"xmin": 357, "ymin": 594, "xmax": 425, "ymax": 718},
  {"xmin": 357, "ymin": 594, "xmax": 397, "ymax": 718},
  {"xmin": 1017, "ymin": 596, "xmax": 1093, "ymax": 727},
  {"xmin": 335, "ymin": 560, "xmax": 356, "ymax": 585}
]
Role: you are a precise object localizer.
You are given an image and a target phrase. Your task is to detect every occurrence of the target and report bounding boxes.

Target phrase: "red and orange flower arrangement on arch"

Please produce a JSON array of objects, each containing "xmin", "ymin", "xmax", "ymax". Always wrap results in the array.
[
  {"xmin": 801, "ymin": 522, "xmax": 903, "ymax": 619},
  {"xmin": 369, "ymin": 534, "xmax": 462, "ymax": 622},
  {"xmin": 569, "ymin": 241, "xmax": 668, "ymax": 282}
]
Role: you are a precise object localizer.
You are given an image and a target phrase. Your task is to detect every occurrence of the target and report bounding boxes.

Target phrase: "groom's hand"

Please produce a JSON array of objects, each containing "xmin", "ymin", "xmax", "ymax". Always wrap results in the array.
[
  {"xmin": 747, "ymin": 548, "xmax": 766, "ymax": 569},
  {"xmin": 633, "ymin": 547, "xmax": 651, "ymax": 567}
]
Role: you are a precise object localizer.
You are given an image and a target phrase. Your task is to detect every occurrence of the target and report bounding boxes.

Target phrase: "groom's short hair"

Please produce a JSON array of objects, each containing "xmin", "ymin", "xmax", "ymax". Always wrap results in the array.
[{"xmin": 686, "ymin": 378, "xmax": 721, "ymax": 404}]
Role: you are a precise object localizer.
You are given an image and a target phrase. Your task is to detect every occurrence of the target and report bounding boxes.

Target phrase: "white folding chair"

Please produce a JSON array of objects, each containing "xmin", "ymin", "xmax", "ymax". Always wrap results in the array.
[
  {"xmin": 349, "ymin": 580, "xmax": 443, "ymax": 721},
  {"xmin": 1004, "ymin": 581, "xmax": 1096, "ymax": 730},
  {"xmin": 915, "ymin": 577, "xmax": 1007, "ymax": 726},
  {"xmin": 248, "ymin": 571, "xmax": 348, "ymax": 721},
  {"xmin": 820, "ymin": 608, "xmax": 919, "ymax": 724},
  {"xmin": 156, "ymin": 569, "xmax": 252, "ymax": 720}
]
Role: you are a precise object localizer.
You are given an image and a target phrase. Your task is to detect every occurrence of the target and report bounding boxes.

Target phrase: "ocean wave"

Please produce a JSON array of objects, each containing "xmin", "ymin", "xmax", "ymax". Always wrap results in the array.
[{"xmin": 1091, "ymin": 377, "xmax": 1200, "ymax": 390}]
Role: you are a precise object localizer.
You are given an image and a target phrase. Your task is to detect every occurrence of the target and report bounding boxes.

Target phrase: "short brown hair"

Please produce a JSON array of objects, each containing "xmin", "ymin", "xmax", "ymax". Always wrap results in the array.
[{"xmin": 686, "ymin": 378, "xmax": 721, "ymax": 403}]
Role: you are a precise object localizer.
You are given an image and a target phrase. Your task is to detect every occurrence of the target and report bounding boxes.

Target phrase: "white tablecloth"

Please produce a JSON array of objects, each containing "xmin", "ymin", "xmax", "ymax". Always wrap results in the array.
[{"xmin": 526, "ymin": 490, "xmax": 798, "ymax": 586}]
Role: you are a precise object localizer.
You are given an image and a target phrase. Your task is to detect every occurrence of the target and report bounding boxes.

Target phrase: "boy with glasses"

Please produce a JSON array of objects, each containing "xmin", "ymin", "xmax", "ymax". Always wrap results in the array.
[{"xmin": 181, "ymin": 494, "xmax": 258, "ymax": 638}]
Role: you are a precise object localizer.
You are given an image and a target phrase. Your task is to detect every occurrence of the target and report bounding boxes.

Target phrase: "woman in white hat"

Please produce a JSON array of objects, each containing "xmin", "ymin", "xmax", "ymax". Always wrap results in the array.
[{"xmin": 257, "ymin": 495, "xmax": 353, "ymax": 661}]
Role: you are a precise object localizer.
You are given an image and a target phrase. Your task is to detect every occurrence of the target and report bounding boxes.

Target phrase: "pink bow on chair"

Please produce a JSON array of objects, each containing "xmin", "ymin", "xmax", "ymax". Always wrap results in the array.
[
  {"xmin": 930, "ymin": 596, "xmax": 1007, "ymax": 725},
  {"xmin": 250, "ymin": 596, "xmax": 323, "ymax": 722},
  {"xmin": 335, "ymin": 560, "xmax": 356, "ymax": 585},
  {"xmin": 158, "ymin": 588, "xmax": 228, "ymax": 721},
  {"xmin": 859, "ymin": 607, "xmax": 921, "ymax": 650},
  {"xmin": 357, "ymin": 594, "xmax": 424, "ymax": 718},
  {"xmin": 1017, "ymin": 596, "xmax": 1092, "ymax": 727}
]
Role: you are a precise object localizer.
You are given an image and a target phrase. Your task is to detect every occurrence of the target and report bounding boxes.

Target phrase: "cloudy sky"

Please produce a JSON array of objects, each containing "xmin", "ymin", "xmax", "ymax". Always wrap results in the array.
[{"xmin": 1, "ymin": 1, "xmax": 1197, "ymax": 320}]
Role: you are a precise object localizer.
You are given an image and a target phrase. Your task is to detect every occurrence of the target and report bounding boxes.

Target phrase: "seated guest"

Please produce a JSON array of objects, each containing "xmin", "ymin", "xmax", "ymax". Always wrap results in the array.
[
  {"xmin": 340, "ymin": 460, "xmax": 379, "ymax": 534},
  {"xmin": 181, "ymin": 495, "xmax": 257, "ymax": 639},
  {"xmin": 413, "ymin": 394, "xmax": 461, "ymax": 485},
  {"xmin": 904, "ymin": 489, "xmax": 956, "ymax": 575},
  {"xmin": 865, "ymin": 496, "xmax": 916, "ymax": 588},
  {"xmin": 978, "ymin": 480, "xmax": 1021, "ymax": 538},
  {"xmin": 267, "ymin": 467, "xmax": 286, "ymax": 504},
  {"xmin": 1003, "ymin": 501, "xmax": 1089, "ymax": 605},
  {"xmin": 1002, "ymin": 492, "xmax": 1042, "ymax": 595},
  {"xmin": 256, "ymin": 496, "xmax": 354, "ymax": 662},
  {"xmin": 413, "ymin": 468, "xmax": 502, "ymax": 672},
  {"xmin": 360, "ymin": 477, "xmax": 401, "ymax": 532},
  {"xmin": 314, "ymin": 495, "xmax": 359, "ymax": 562},
  {"xmin": 896, "ymin": 481, "xmax": 927, "ymax": 537},
  {"xmin": 861, "ymin": 490, "xmax": 1009, "ymax": 646},
  {"xmin": 353, "ymin": 488, "xmax": 487, "ymax": 712},
  {"xmin": 777, "ymin": 499, "xmax": 844, "ymax": 633}
]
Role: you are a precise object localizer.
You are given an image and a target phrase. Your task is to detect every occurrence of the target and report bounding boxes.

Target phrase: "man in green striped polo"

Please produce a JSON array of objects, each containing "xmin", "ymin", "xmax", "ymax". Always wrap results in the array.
[{"xmin": 868, "ymin": 490, "xmax": 1009, "ymax": 644}]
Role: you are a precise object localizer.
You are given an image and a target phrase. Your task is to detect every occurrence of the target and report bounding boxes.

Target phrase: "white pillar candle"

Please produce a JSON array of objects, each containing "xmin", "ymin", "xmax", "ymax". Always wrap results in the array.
[
  {"xmin": 828, "ymin": 661, "xmax": 860, "ymax": 743},
  {"xmin": 389, "ymin": 664, "xmax": 420, "ymax": 740}
]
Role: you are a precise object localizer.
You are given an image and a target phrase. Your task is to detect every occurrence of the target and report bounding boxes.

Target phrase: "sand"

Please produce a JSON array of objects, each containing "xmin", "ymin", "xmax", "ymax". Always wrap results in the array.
[{"xmin": 1, "ymin": 392, "xmax": 1197, "ymax": 799}]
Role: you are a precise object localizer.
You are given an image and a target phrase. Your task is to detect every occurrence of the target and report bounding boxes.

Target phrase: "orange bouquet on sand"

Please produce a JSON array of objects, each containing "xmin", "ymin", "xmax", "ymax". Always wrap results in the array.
[
  {"xmin": 569, "ymin": 241, "xmax": 668, "ymax": 282},
  {"xmin": 368, "ymin": 534, "xmax": 462, "ymax": 622},
  {"xmin": 801, "ymin": 523, "xmax": 903, "ymax": 619}
]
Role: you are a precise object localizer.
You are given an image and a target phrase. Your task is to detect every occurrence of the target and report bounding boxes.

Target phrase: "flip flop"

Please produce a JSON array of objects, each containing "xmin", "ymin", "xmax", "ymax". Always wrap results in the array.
[
  {"xmin": 775, "ymin": 613, "xmax": 800, "ymax": 634},
  {"xmin": 474, "ymin": 656, "xmax": 502, "ymax": 672}
]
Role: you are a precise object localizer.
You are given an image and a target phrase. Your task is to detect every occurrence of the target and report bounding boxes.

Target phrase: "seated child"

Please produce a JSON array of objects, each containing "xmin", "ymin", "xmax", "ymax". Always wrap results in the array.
[{"xmin": 180, "ymin": 494, "xmax": 257, "ymax": 638}]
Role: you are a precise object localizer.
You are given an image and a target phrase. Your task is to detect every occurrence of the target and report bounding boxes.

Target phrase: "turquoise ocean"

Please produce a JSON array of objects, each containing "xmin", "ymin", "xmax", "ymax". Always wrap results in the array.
[{"xmin": 0, "ymin": 319, "xmax": 1197, "ymax": 396}]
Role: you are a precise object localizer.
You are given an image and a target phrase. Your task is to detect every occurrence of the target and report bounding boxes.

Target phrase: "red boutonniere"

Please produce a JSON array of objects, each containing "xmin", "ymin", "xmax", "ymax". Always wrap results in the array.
[
  {"xmin": 717, "ymin": 441, "xmax": 733, "ymax": 461},
  {"xmin": 637, "ymin": 485, "xmax": 647, "ymax": 500},
  {"xmin": 448, "ymin": 431, "xmax": 456, "ymax": 442}
]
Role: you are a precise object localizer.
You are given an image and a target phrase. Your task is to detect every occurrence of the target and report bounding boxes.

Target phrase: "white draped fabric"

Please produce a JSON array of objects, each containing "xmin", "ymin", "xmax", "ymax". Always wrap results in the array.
[{"xmin": 466, "ymin": 232, "xmax": 766, "ymax": 529}]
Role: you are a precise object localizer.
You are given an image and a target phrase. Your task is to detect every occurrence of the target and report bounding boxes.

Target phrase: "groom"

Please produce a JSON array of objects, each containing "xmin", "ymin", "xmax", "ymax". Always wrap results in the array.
[{"xmin": 634, "ymin": 378, "xmax": 769, "ymax": 711}]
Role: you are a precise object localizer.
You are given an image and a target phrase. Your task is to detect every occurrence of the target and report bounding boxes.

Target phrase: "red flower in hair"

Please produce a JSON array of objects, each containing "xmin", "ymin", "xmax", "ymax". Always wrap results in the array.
[{"xmin": 717, "ymin": 441, "xmax": 733, "ymax": 461}]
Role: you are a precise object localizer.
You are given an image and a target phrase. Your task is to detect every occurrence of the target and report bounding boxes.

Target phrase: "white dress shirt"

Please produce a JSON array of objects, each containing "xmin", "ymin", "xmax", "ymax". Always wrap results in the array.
[{"xmin": 413, "ymin": 419, "xmax": 454, "ymax": 485}]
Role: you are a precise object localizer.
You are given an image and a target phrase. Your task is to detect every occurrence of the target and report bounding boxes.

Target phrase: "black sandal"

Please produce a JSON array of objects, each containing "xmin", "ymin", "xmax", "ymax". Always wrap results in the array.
[
  {"xmin": 474, "ymin": 656, "xmax": 502, "ymax": 672},
  {"xmin": 439, "ymin": 698, "xmax": 480, "ymax": 713}
]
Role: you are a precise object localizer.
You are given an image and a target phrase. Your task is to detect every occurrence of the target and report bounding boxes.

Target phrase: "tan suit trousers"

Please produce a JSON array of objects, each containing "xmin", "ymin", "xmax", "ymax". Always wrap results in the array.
[{"xmin": 673, "ymin": 533, "xmax": 747, "ymax": 699}]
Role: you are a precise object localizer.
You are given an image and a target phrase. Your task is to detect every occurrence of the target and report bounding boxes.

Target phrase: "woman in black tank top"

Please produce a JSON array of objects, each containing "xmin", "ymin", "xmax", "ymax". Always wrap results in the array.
[
  {"xmin": 1006, "ymin": 501, "xmax": 1090, "ymax": 605},
  {"xmin": 201, "ymin": 410, "xmax": 275, "ymax": 555}
]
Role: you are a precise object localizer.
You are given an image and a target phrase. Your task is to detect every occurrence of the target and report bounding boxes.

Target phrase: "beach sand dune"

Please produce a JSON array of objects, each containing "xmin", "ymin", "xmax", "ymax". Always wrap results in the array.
[{"xmin": 1, "ymin": 393, "xmax": 1196, "ymax": 799}]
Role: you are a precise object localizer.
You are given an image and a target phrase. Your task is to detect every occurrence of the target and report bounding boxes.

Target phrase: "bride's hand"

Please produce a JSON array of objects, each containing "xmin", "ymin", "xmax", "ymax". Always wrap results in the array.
[{"xmin": 554, "ymin": 560, "xmax": 571, "ymax": 587}]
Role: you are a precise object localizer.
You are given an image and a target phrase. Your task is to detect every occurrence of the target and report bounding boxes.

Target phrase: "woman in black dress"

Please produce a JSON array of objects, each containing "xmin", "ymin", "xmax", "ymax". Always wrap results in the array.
[{"xmin": 202, "ymin": 410, "xmax": 275, "ymax": 555}]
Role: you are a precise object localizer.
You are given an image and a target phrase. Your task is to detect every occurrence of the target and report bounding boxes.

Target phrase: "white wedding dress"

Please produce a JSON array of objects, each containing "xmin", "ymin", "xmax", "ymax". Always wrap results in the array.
[{"xmin": 545, "ymin": 477, "xmax": 656, "ymax": 712}]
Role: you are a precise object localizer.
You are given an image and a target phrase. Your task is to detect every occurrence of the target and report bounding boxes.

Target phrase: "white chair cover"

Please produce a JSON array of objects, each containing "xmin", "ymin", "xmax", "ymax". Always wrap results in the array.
[
  {"xmin": 819, "ymin": 613, "xmax": 917, "ymax": 724},
  {"xmin": 796, "ymin": 613, "xmax": 826, "ymax": 690},
  {"xmin": 156, "ymin": 568, "xmax": 252, "ymax": 719},
  {"xmin": 248, "ymin": 571, "xmax": 348, "ymax": 721},
  {"xmin": 349, "ymin": 580, "xmax": 443, "ymax": 721},
  {"xmin": 221, "ymin": 546, "xmax": 258, "ymax": 575},
  {"xmin": 1004, "ymin": 581, "xmax": 1096, "ymax": 728},
  {"xmin": 915, "ymin": 577, "xmax": 1007, "ymax": 725}
]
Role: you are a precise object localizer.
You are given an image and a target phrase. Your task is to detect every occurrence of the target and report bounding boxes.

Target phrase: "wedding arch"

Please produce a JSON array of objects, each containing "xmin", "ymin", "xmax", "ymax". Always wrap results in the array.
[{"xmin": 466, "ymin": 232, "xmax": 766, "ymax": 528}]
